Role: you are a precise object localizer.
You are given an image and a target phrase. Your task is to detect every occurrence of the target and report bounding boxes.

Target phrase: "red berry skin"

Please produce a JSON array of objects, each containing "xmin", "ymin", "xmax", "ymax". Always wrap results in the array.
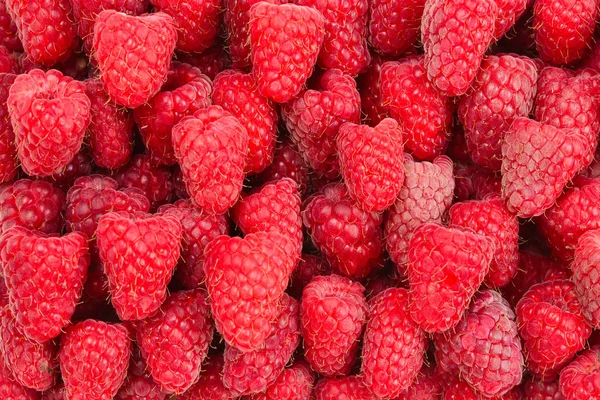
[
  {"xmin": 0, "ymin": 228, "xmax": 89, "ymax": 343},
  {"xmin": 0, "ymin": 305, "xmax": 57, "ymax": 390},
  {"xmin": 0, "ymin": 0, "xmax": 21, "ymax": 52},
  {"xmin": 396, "ymin": 366, "xmax": 443, "ymax": 400},
  {"xmin": 41, "ymin": 383, "xmax": 66, "ymax": 399},
  {"xmin": 501, "ymin": 118, "xmax": 587, "ymax": 218},
  {"xmin": 114, "ymin": 155, "xmax": 173, "ymax": 210},
  {"xmin": 84, "ymin": 79, "xmax": 134, "ymax": 170},
  {"xmin": 177, "ymin": 44, "xmax": 230, "ymax": 81},
  {"xmin": 357, "ymin": 54, "xmax": 389, "ymax": 126},
  {"xmin": 5, "ymin": 0, "xmax": 77, "ymax": 66},
  {"xmin": 92, "ymin": 10, "xmax": 177, "ymax": 108},
  {"xmin": 533, "ymin": 0, "xmax": 597, "ymax": 65},
  {"xmin": 572, "ymin": 229, "xmax": 600, "ymax": 328},
  {"xmin": 458, "ymin": 55, "xmax": 538, "ymax": 170},
  {"xmin": 213, "ymin": 70, "xmax": 278, "ymax": 174},
  {"xmin": 7, "ymin": 69, "xmax": 90, "ymax": 177},
  {"xmin": 254, "ymin": 139, "xmax": 310, "ymax": 198},
  {"xmin": 494, "ymin": 0, "xmax": 528, "ymax": 39},
  {"xmin": 434, "ymin": 290, "xmax": 523, "ymax": 397},
  {"xmin": 136, "ymin": 289, "xmax": 214, "ymax": 394},
  {"xmin": 313, "ymin": 376, "xmax": 376, "ymax": 400},
  {"xmin": 0, "ymin": 179, "xmax": 65, "ymax": 234},
  {"xmin": 294, "ymin": 0, "xmax": 370, "ymax": 76},
  {"xmin": 380, "ymin": 57, "xmax": 454, "ymax": 161},
  {"xmin": 303, "ymin": 183, "xmax": 384, "ymax": 279},
  {"xmin": 361, "ymin": 288, "xmax": 427, "ymax": 398},
  {"xmin": 0, "ymin": 73, "xmax": 17, "ymax": 184},
  {"xmin": 442, "ymin": 376, "xmax": 480, "ymax": 400},
  {"xmin": 337, "ymin": 119, "xmax": 405, "ymax": 212},
  {"xmin": 0, "ymin": 359, "xmax": 39, "ymax": 399},
  {"xmin": 0, "ymin": 46, "xmax": 17, "ymax": 74},
  {"xmin": 223, "ymin": 294, "xmax": 300, "ymax": 396},
  {"xmin": 59, "ymin": 320, "xmax": 130, "ymax": 400},
  {"xmin": 368, "ymin": 0, "xmax": 425, "ymax": 58},
  {"xmin": 175, "ymin": 355, "xmax": 236, "ymax": 400},
  {"xmin": 282, "ymin": 69, "xmax": 361, "ymax": 179},
  {"xmin": 204, "ymin": 232, "xmax": 296, "ymax": 352},
  {"xmin": 245, "ymin": 360, "xmax": 315, "ymax": 400},
  {"xmin": 45, "ymin": 151, "xmax": 93, "ymax": 193},
  {"xmin": 172, "ymin": 105, "xmax": 248, "ymax": 215},
  {"xmin": 96, "ymin": 211, "xmax": 182, "ymax": 321},
  {"xmin": 249, "ymin": 2, "xmax": 325, "ymax": 103},
  {"xmin": 289, "ymin": 254, "xmax": 331, "ymax": 298},
  {"xmin": 559, "ymin": 346, "xmax": 600, "ymax": 399},
  {"xmin": 115, "ymin": 375, "xmax": 165, "ymax": 400},
  {"xmin": 523, "ymin": 377, "xmax": 563, "ymax": 400},
  {"xmin": 421, "ymin": 0, "xmax": 497, "ymax": 97},
  {"xmin": 301, "ymin": 274, "xmax": 367, "ymax": 376},
  {"xmin": 133, "ymin": 62, "xmax": 212, "ymax": 166}
]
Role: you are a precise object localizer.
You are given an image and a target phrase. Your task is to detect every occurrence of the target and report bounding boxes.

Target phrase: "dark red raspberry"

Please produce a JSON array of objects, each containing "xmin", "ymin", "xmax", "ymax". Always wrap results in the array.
[
  {"xmin": 572, "ymin": 229, "xmax": 600, "ymax": 328},
  {"xmin": 254, "ymin": 139, "xmax": 310, "ymax": 198},
  {"xmin": 472, "ymin": 167, "xmax": 502, "ymax": 200},
  {"xmin": 176, "ymin": 44, "xmax": 230, "ymax": 80},
  {"xmin": 522, "ymin": 377, "xmax": 563, "ymax": 400},
  {"xmin": 114, "ymin": 155, "xmax": 173, "ymax": 210},
  {"xmin": 175, "ymin": 355, "xmax": 235, "ymax": 400},
  {"xmin": 559, "ymin": 345, "xmax": 600, "ymax": 399},
  {"xmin": 0, "ymin": 73, "xmax": 16, "ymax": 184},
  {"xmin": 115, "ymin": 375, "xmax": 165, "ymax": 400},
  {"xmin": 368, "ymin": 0, "xmax": 425, "ymax": 57},
  {"xmin": 0, "ymin": 45, "xmax": 16, "ymax": 73},
  {"xmin": 357, "ymin": 54, "xmax": 390, "ymax": 126},
  {"xmin": 396, "ymin": 366, "xmax": 443, "ymax": 400},
  {"xmin": 289, "ymin": 254, "xmax": 330, "ymax": 298},
  {"xmin": 0, "ymin": 0, "xmax": 21, "ymax": 51},
  {"xmin": 45, "ymin": 151, "xmax": 93, "ymax": 193},
  {"xmin": 494, "ymin": 0, "xmax": 528, "ymax": 39}
]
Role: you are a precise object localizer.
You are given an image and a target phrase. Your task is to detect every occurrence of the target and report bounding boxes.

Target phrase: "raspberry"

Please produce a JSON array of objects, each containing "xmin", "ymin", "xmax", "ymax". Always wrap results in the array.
[
  {"xmin": 175, "ymin": 355, "xmax": 234, "ymax": 400},
  {"xmin": 42, "ymin": 383, "xmax": 66, "ymax": 399},
  {"xmin": 171, "ymin": 166, "xmax": 188, "ymax": 200},
  {"xmin": 396, "ymin": 366, "xmax": 443, "ymax": 400},
  {"xmin": 407, "ymin": 223, "xmax": 494, "ymax": 333},
  {"xmin": 494, "ymin": 0, "xmax": 528, "ymax": 39},
  {"xmin": 246, "ymin": 361, "xmax": 315, "ymax": 400},
  {"xmin": 313, "ymin": 376, "xmax": 376, "ymax": 400},
  {"xmin": 0, "ymin": 0, "xmax": 21, "ymax": 51},
  {"xmin": 59, "ymin": 320, "xmax": 130, "ymax": 400},
  {"xmin": 114, "ymin": 155, "xmax": 173, "ymax": 210},
  {"xmin": 282, "ymin": 69, "xmax": 361, "ymax": 179},
  {"xmin": 380, "ymin": 57, "xmax": 454, "ymax": 160},
  {"xmin": 559, "ymin": 346, "xmax": 600, "ymax": 399},
  {"xmin": 441, "ymin": 375, "xmax": 480, "ymax": 400},
  {"xmin": 115, "ymin": 375, "xmax": 165, "ymax": 400},
  {"xmin": 249, "ymin": 2, "xmax": 325, "ymax": 103},
  {"xmin": 301, "ymin": 274, "xmax": 367, "ymax": 376},
  {"xmin": 289, "ymin": 254, "xmax": 331, "ymax": 298},
  {"xmin": 7, "ymin": 69, "xmax": 90, "ymax": 177},
  {"xmin": 45, "ymin": 150, "xmax": 93, "ymax": 193},
  {"xmin": 0, "ymin": 73, "xmax": 16, "ymax": 184},
  {"xmin": 517, "ymin": 280, "xmax": 591, "ymax": 380},
  {"xmin": 133, "ymin": 62, "xmax": 212, "ymax": 166},
  {"xmin": 254, "ymin": 139, "xmax": 310, "ymax": 198},
  {"xmin": 572, "ymin": 229, "xmax": 600, "ymax": 328},
  {"xmin": 0, "ymin": 360, "xmax": 38, "ymax": 399},
  {"xmin": 523, "ymin": 377, "xmax": 562, "ymax": 400},
  {"xmin": 357, "ymin": 54, "xmax": 389, "ymax": 126},
  {"xmin": 472, "ymin": 167, "xmax": 502, "ymax": 200},
  {"xmin": 92, "ymin": 10, "xmax": 177, "ymax": 108},
  {"xmin": 176, "ymin": 43, "xmax": 230, "ymax": 80},
  {"xmin": 434, "ymin": 290, "xmax": 523, "ymax": 397},
  {"xmin": 368, "ymin": 0, "xmax": 425, "ymax": 57},
  {"xmin": 0, "ymin": 46, "xmax": 16, "ymax": 73},
  {"xmin": 337, "ymin": 119, "xmax": 405, "ymax": 212}
]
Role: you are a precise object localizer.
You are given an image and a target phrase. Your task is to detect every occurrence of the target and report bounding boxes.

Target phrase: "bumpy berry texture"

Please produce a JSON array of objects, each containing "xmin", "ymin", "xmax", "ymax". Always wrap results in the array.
[
  {"xmin": 357, "ymin": 54, "xmax": 389, "ymax": 126},
  {"xmin": 396, "ymin": 366, "xmax": 443, "ymax": 399},
  {"xmin": 289, "ymin": 254, "xmax": 330, "ymax": 298},
  {"xmin": 368, "ymin": 0, "xmax": 425, "ymax": 57},
  {"xmin": 92, "ymin": 10, "xmax": 177, "ymax": 108},
  {"xmin": 0, "ymin": 359, "xmax": 38, "ymax": 399},
  {"xmin": 114, "ymin": 155, "xmax": 173, "ymax": 209},
  {"xmin": 441, "ymin": 375, "xmax": 480, "ymax": 399},
  {"xmin": 59, "ymin": 320, "xmax": 130, "ymax": 400},
  {"xmin": 0, "ymin": 46, "xmax": 16, "ymax": 73},
  {"xmin": 42, "ymin": 383, "xmax": 66, "ymax": 399},
  {"xmin": 0, "ymin": 73, "xmax": 16, "ymax": 184},
  {"xmin": 572, "ymin": 229, "xmax": 600, "ymax": 328},
  {"xmin": 246, "ymin": 361, "xmax": 314, "ymax": 400},
  {"xmin": 175, "ymin": 355, "xmax": 234, "ymax": 400},
  {"xmin": 45, "ymin": 150, "xmax": 93, "ymax": 192},
  {"xmin": 249, "ymin": 2, "xmax": 325, "ymax": 103},
  {"xmin": 380, "ymin": 57, "xmax": 454, "ymax": 160},
  {"xmin": 7, "ymin": 69, "xmax": 90, "ymax": 177},
  {"xmin": 177, "ymin": 43, "xmax": 230, "ymax": 80},
  {"xmin": 115, "ymin": 375, "xmax": 165, "ymax": 400},
  {"xmin": 0, "ymin": 0, "xmax": 21, "ymax": 51},
  {"xmin": 522, "ymin": 377, "xmax": 563, "ymax": 400},
  {"xmin": 313, "ymin": 376, "xmax": 376, "ymax": 400},
  {"xmin": 494, "ymin": 0, "xmax": 527, "ymax": 38},
  {"xmin": 559, "ymin": 346, "xmax": 600, "ymax": 399},
  {"xmin": 254, "ymin": 139, "xmax": 310, "ymax": 197}
]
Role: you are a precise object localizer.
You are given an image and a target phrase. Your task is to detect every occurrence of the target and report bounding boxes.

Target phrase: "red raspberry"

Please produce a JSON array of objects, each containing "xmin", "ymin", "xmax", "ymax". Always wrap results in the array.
[
  {"xmin": 96, "ymin": 211, "xmax": 182, "ymax": 320},
  {"xmin": 0, "ymin": 0, "xmax": 21, "ymax": 51},
  {"xmin": 472, "ymin": 167, "xmax": 502, "ymax": 200},
  {"xmin": 380, "ymin": 57, "xmax": 454, "ymax": 160},
  {"xmin": 361, "ymin": 288, "xmax": 426, "ymax": 398},
  {"xmin": 441, "ymin": 375, "xmax": 480, "ymax": 400},
  {"xmin": 0, "ymin": 228, "xmax": 88, "ymax": 343},
  {"xmin": 289, "ymin": 254, "xmax": 331, "ymax": 298},
  {"xmin": 114, "ymin": 155, "xmax": 173, "ymax": 210},
  {"xmin": 533, "ymin": 0, "xmax": 597, "ymax": 65},
  {"xmin": 458, "ymin": 54, "xmax": 538, "ymax": 170},
  {"xmin": 133, "ymin": 62, "xmax": 212, "ymax": 166},
  {"xmin": 175, "ymin": 355, "xmax": 235, "ymax": 400},
  {"xmin": 421, "ymin": 0, "xmax": 497, "ymax": 97},
  {"xmin": 501, "ymin": 118, "xmax": 587, "ymax": 218},
  {"xmin": 357, "ymin": 54, "xmax": 389, "ymax": 126},
  {"xmin": 213, "ymin": 70, "xmax": 277, "ymax": 174},
  {"xmin": 559, "ymin": 345, "xmax": 600, "ymax": 399},
  {"xmin": 0, "ymin": 73, "xmax": 16, "ymax": 184},
  {"xmin": 0, "ymin": 46, "xmax": 17, "ymax": 73},
  {"xmin": 303, "ymin": 183, "xmax": 384, "ymax": 279},
  {"xmin": 115, "ymin": 375, "xmax": 165, "ymax": 400},
  {"xmin": 42, "ymin": 383, "xmax": 66, "ymax": 399},
  {"xmin": 6, "ymin": 0, "xmax": 77, "ymax": 66},
  {"xmin": 59, "ymin": 320, "xmax": 130, "ymax": 400},
  {"xmin": 434, "ymin": 290, "xmax": 523, "ymax": 397},
  {"xmin": 453, "ymin": 162, "xmax": 476, "ymax": 202},
  {"xmin": 254, "ymin": 139, "xmax": 310, "ymax": 198},
  {"xmin": 223, "ymin": 294, "xmax": 300, "ymax": 396},
  {"xmin": 204, "ymin": 232, "xmax": 296, "ymax": 352},
  {"xmin": 136, "ymin": 289, "xmax": 213, "ymax": 394},
  {"xmin": 0, "ymin": 305, "xmax": 57, "ymax": 390},
  {"xmin": 446, "ymin": 125, "xmax": 471, "ymax": 163},
  {"xmin": 572, "ymin": 229, "xmax": 600, "ymax": 328},
  {"xmin": 150, "ymin": 0, "xmax": 220, "ymax": 53},
  {"xmin": 494, "ymin": 0, "xmax": 528, "ymax": 38},
  {"xmin": 7, "ymin": 69, "xmax": 90, "ymax": 177},
  {"xmin": 249, "ymin": 2, "xmax": 325, "ymax": 103},
  {"xmin": 517, "ymin": 280, "xmax": 591, "ymax": 380},
  {"xmin": 337, "ymin": 119, "xmax": 405, "ymax": 212},
  {"xmin": 246, "ymin": 360, "xmax": 315, "ymax": 400},
  {"xmin": 396, "ymin": 366, "xmax": 443, "ymax": 400},
  {"xmin": 407, "ymin": 223, "xmax": 494, "ymax": 333},
  {"xmin": 172, "ymin": 105, "xmax": 248, "ymax": 214},
  {"xmin": 92, "ymin": 10, "xmax": 177, "ymax": 108},
  {"xmin": 313, "ymin": 376, "xmax": 376, "ymax": 400},
  {"xmin": 177, "ymin": 44, "xmax": 230, "ymax": 80},
  {"xmin": 282, "ymin": 69, "xmax": 361, "ymax": 179},
  {"xmin": 84, "ymin": 79, "xmax": 134, "ymax": 170},
  {"xmin": 0, "ymin": 359, "xmax": 38, "ymax": 399},
  {"xmin": 368, "ymin": 0, "xmax": 425, "ymax": 58},
  {"xmin": 171, "ymin": 165, "xmax": 188, "ymax": 200},
  {"xmin": 301, "ymin": 274, "xmax": 367, "ymax": 376},
  {"xmin": 523, "ymin": 377, "xmax": 562, "ymax": 400},
  {"xmin": 45, "ymin": 150, "xmax": 93, "ymax": 193}
]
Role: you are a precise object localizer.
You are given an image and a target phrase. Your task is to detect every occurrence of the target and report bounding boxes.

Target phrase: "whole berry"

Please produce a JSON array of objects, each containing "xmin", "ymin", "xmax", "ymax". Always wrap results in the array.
[
  {"xmin": 254, "ymin": 139, "xmax": 310, "ymax": 198},
  {"xmin": 368, "ymin": 0, "xmax": 425, "ymax": 57},
  {"xmin": 0, "ymin": 73, "xmax": 16, "ymax": 184},
  {"xmin": 175, "ymin": 355, "xmax": 235, "ymax": 400},
  {"xmin": 572, "ymin": 229, "xmax": 600, "ymax": 328},
  {"xmin": 115, "ymin": 375, "xmax": 165, "ymax": 400},
  {"xmin": 313, "ymin": 376, "xmax": 376, "ymax": 400},
  {"xmin": 114, "ymin": 155, "xmax": 173, "ymax": 210}
]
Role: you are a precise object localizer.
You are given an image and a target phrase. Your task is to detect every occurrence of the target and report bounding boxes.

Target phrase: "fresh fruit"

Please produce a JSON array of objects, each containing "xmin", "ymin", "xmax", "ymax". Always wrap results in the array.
[
  {"xmin": 368, "ymin": 0, "xmax": 425, "ymax": 57},
  {"xmin": 559, "ymin": 345, "xmax": 600, "ymax": 399},
  {"xmin": 572, "ymin": 229, "xmax": 600, "ymax": 328}
]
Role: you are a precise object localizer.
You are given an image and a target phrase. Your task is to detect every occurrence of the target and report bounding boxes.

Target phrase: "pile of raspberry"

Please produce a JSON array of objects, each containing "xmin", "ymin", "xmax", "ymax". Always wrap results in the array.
[{"xmin": 2, "ymin": 0, "xmax": 600, "ymax": 398}]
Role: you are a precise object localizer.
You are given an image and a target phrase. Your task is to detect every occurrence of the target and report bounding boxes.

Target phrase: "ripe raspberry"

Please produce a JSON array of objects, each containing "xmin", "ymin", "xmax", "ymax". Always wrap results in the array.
[
  {"xmin": 254, "ymin": 139, "xmax": 310, "ymax": 198},
  {"xmin": 213, "ymin": 70, "xmax": 277, "ymax": 174},
  {"xmin": 407, "ymin": 223, "xmax": 494, "ymax": 332},
  {"xmin": 0, "ymin": 359, "xmax": 38, "ymax": 399},
  {"xmin": 0, "ymin": 46, "xmax": 16, "ymax": 73},
  {"xmin": 396, "ymin": 366, "xmax": 443, "ymax": 400},
  {"xmin": 96, "ymin": 211, "xmax": 182, "ymax": 320},
  {"xmin": 494, "ymin": 0, "xmax": 528, "ymax": 38},
  {"xmin": 133, "ymin": 62, "xmax": 212, "ymax": 166},
  {"xmin": 45, "ymin": 150, "xmax": 93, "ymax": 193},
  {"xmin": 42, "ymin": 383, "xmax": 66, "ymax": 400},
  {"xmin": 368, "ymin": 0, "xmax": 425, "ymax": 57},
  {"xmin": 472, "ymin": 167, "xmax": 502, "ymax": 200},
  {"xmin": 176, "ymin": 43, "xmax": 230, "ymax": 80},
  {"xmin": 6, "ymin": 0, "xmax": 77, "ymax": 66},
  {"xmin": 84, "ymin": 79, "xmax": 133, "ymax": 170},
  {"xmin": 172, "ymin": 105, "xmax": 248, "ymax": 214},
  {"xmin": 357, "ymin": 54, "xmax": 389, "ymax": 126},
  {"xmin": 313, "ymin": 376, "xmax": 376, "ymax": 400},
  {"xmin": 246, "ymin": 361, "xmax": 314, "ymax": 400},
  {"xmin": 59, "ymin": 320, "xmax": 130, "ymax": 400},
  {"xmin": 559, "ymin": 345, "xmax": 600, "ymax": 399},
  {"xmin": 434, "ymin": 290, "xmax": 523, "ymax": 397},
  {"xmin": 533, "ymin": 0, "xmax": 597, "ymax": 65},
  {"xmin": 282, "ymin": 69, "xmax": 361, "ymax": 179},
  {"xmin": 522, "ymin": 377, "xmax": 562, "ymax": 400},
  {"xmin": 171, "ymin": 166, "xmax": 188, "ymax": 200},
  {"xmin": 337, "ymin": 119, "xmax": 405, "ymax": 212},
  {"xmin": 0, "ymin": 228, "xmax": 88, "ymax": 343},
  {"xmin": 361, "ymin": 288, "xmax": 426, "ymax": 398},
  {"xmin": 289, "ymin": 254, "xmax": 330, "ymax": 298},
  {"xmin": 223, "ymin": 294, "xmax": 300, "ymax": 396},
  {"xmin": 92, "ymin": 10, "xmax": 177, "ymax": 108},
  {"xmin": 204, "ymin": 232, "xmax": 296, "ymax": 352},
  {"xmin": 175, "ymin": 355, "xmax": 234, "ymax": 400},
  {"xmin": 458, "ymin": 54, "xmax": 538, "ymax": 170},
  {"xmin": 0, "ymin": 73, "xmax": 16, "ymax": 184},
  {"xmin": 501, "ymin": 118, "xmax": 586, "ymax": 218},
  {"xmin": 572, "ymin": 229, "xmax": 600, "ymax": 328},
  {"xmin": 421, "ymin": 0, "xmax": 497, "ymax": 96},
  {"xmin": 303, "ymin": 183, "xmax": 384, "ymax": 279},
  {"xmin": 441, "ymin": 375, "xmax": 480, "ymax": 400},
  {"xmin": 453, "ymin": 162, "xmax": 476, "ymax": 202},
  {"xmin": 0, "ymin": 0, "xmax": 21, "ymax": 51},
  {"xmin": 301, "ymin": 274, "xmax": 367, "ymax": 376},
  {"xmin": 7, "ymin": 69, "xmax": 90, "ymax": 177},
  {"xmin": 114, "ymin": 155, "xmax": 173, "ymax": 209},
  {"xmin": 249, "ymin": 2, "xmax": 325, "ymax": 103},
  {"xmin": 380, "ymin": 57, "xmax": 454, "ymax": 160},
  {"xmin": 115, "ymin": 375, "xmax": 165, "ymax": 400}
]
